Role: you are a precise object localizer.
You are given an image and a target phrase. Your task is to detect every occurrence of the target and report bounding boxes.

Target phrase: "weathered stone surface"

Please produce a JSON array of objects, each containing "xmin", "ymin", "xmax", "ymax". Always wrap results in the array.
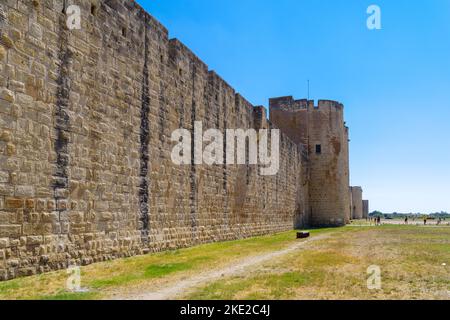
[
  {"xmin": 41, "ymin": 212, "xmax": 57, "ymax": 223},
  {"xmin": 270, "ymin": 98, "xmax": 351, "ymax": 227},
  {"xmin": 0, "ymin": 238, "xmax": 9, "ymax": 249},
  {"xmin": 0, "ymin": 130, "xmax": 12, "ymax": 142},
  {"xmin": 26, "ymin": 236, "xmax": 43, "ymax": 246},
  {"xmin": 362, "ymin": 200, "xmax": 369, "ymax": 219},
  {"xmin": 0, "ymin": 89, "xmax": 14, "ymax": 103},
  {"xmin": 14, "ymin": 186, "xmax": 35, "ymax": 197},
  {"xmin": 0, "ymin": 171, "xmax": 9, "ymax": 183},
  {"xmin": 350, "ymin": 187, "xmax": 363, "ymax": 219},
  {"xmin": 0, "ymin": 225, "xmax": 21, "ymax": 237},
  {"xmin": 1, "ymin": 34, "xmax": 14, "ymax": 49},
  {"xmin": 0, "ymin": 0, "xmax": 363, "ymax": 281},
  {"xmin": 6, "ymin": 143, "xmax": 16, "ymax": 156},
  {"xmin": 5, "ymin": 198, "xmax": 23, "ymax": 209},
  {"xmin": 29, "ymin": 23, "xmax": 43, "ymax": 40},
  {"xmin": 0, "ymin": 46, "xmax": 6, "ymax": 61}
]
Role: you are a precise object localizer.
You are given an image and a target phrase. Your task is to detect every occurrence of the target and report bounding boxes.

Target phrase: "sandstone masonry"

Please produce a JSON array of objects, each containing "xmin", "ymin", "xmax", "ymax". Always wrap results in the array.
[
  {"xmin": 350, "ymin": 186, "xmax": 364, "ymax": 220},
  {"xmin": 0, "ymin": 0, "xmax": 366, "ymax": 281},
  {"xmin": 362, "ymin": 200, "xmax": 369, "ymax": 219},
  {"xmin": 270, "ymin": 98, "xmax": 351, "ymax": 227}
]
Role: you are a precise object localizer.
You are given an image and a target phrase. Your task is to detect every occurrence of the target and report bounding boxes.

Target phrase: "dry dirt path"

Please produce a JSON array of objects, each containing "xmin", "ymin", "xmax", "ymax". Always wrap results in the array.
[{"xmin": 112, "ymin": 233, "xmax": 331, "ymax": 300}]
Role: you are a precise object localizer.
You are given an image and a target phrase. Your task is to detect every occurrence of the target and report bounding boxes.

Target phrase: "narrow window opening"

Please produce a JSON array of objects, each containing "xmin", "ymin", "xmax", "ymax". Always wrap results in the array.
[
  {"xmin": 122, "ymin": 27, "xmax": 127, "ymax": 37},
  {"xmin": 91, "ymin": 4, "xmax": 98, "ymax": 16},
  {"xmin": 315, "ymin": 144, "xmax": 322, "ymax": 154}
]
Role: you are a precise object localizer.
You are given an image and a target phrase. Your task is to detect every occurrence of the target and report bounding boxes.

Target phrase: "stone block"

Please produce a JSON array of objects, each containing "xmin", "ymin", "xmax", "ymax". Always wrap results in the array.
[
  {"xmin": 6, "ymin": 143, "xmax": 16, "ymax": 156},
  {"xmin": 36, "ymin": 199, "xmax": 46, "ymax": 211},
  {"xmin": 0, "ymin": 99, "xmax": 12, "ymax": 114},
  {"xmin": 0, "ymin": 238, "xmax": 9, "ymax": 248},
  {"xmin": 5, "ymin": 198, "xmax": 24, "ymax": 209},
  {"xmin": 0, "ymin": 46, "xmax": 6, "ymax": 61},
  {"xmin": 18, "ymin": 267, "xmax": 36, "ymax": 277},
  {"xmin": 16, "ymin": 93, "xmax": 33, "ymax": 106},
  {"xmin": 0, "ymin": 225, "xmax": 21, "ymax": 237},
  {"xmin": 0, "ymin": 212, "xmax": 15, "ymax": 224},
  {"xmin": 100, "ymin": 212, "xmax": 113, "ymax": 221},
  {"xmin": 0, "ymin": 130, "xmax": 12, "ymax": 142},
  {"xmin": 1, "ymin": 34, "xmax": 14, "ymax": 49},
  {"xmin": 26, "ymin": 236, "xmax": 43, "ymax": 246},
  {"xmin": 0, "ymin": 185, "xmax": 14, "ymax": 197},
  {"xmin": 29, "ymin": 23, "xmax": 43, "ymax": 40},
  {"xmin": 0, "ymin": 171, "xmax": 8, "ymax": 183},
  {"xmin": 41, "ymin": 212, "xmax": 57, "ymax": 223},
  {"xmin": 14, "ymin": 186, "xmax": 34, "ymax": 197},
  {"xmin": 56, "ymin": 200, "xmax": 67, "ymax": 211},
  {"xmin": 47, "ymin": 200, "xmax": 55, "ymax": 211},
  {"xmin": 0, "ymin": 89, "xmax": 14, "ymax": 103}
]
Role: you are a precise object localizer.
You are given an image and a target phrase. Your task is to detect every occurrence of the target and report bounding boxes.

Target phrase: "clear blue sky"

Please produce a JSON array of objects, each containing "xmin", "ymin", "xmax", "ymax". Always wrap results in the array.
[{"xmin": 138, "ymin": 0, "xmax": 450, "ymax": 213}]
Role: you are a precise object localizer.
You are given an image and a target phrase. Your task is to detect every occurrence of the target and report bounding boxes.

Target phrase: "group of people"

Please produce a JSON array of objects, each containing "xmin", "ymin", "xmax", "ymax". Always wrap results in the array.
[
  {"xmin": 368, "ymin": 216, "xmax": 447, "ymax": 226},
  {"xmin": 369, "ymin": 216, "xmax": 382, "ymax": 226},
  {"xmin": 405, "ymin": 216, "xmax": 446, "ymax": 225},
  {"xmin": 405, "ymin": 216, "xmax": 427, "ymax": 225}
]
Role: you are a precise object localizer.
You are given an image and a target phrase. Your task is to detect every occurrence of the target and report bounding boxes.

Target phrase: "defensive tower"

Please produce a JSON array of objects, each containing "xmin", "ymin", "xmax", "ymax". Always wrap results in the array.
[{"xmin": 269, "ymin": 97, "xmax": 351, "ymax": 227}]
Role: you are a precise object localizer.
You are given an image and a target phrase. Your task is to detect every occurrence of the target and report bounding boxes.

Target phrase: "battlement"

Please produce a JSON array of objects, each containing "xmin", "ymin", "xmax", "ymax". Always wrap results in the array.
[
  {"xmin": 253, "ymin": 106, "xmax": 268, "ymax": 129},
  {"xmin": 269, "ymin": 96, "xmax": 343, "ymax": 112},
  {"xmin": 269, "ymin": 96, "xmax": 308, "ymax": 111},
  {"xmin": 317, "ymin": 100, "xmax": 344, "ymax": 111}
]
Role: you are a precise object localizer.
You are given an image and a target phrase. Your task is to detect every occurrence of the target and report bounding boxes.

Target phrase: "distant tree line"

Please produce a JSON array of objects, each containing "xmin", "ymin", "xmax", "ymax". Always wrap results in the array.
[{"xmin": 369, "ymin": 211, "xmax": 450, "ymax": 219}]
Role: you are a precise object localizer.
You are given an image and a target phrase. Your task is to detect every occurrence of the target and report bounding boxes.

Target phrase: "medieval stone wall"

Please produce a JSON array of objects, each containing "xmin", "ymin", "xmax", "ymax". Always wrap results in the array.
[
  {"xmin": 0, "ymin": 0, "xmax": 308, "ymax": 280},
  {"xmin": 343, "ymin": 127, "xmax": 351, "ymax": 224},
  {"xmin": 270, "ymin": 97, "xmax": 350, "ymax": 227},
  {"xmin": 350, "ymin": 186, "xmax": 363, "ymax": 219},
  {"xmin": 362, "ymin": 200, "xmax": 369, "ymax": 219}
]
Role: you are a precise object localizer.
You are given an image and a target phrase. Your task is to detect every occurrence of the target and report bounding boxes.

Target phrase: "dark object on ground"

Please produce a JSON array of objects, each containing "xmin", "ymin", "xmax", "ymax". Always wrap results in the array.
[{"xmin": 297, "ymin": 232, "xmax": 310, "ymax": 239}]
